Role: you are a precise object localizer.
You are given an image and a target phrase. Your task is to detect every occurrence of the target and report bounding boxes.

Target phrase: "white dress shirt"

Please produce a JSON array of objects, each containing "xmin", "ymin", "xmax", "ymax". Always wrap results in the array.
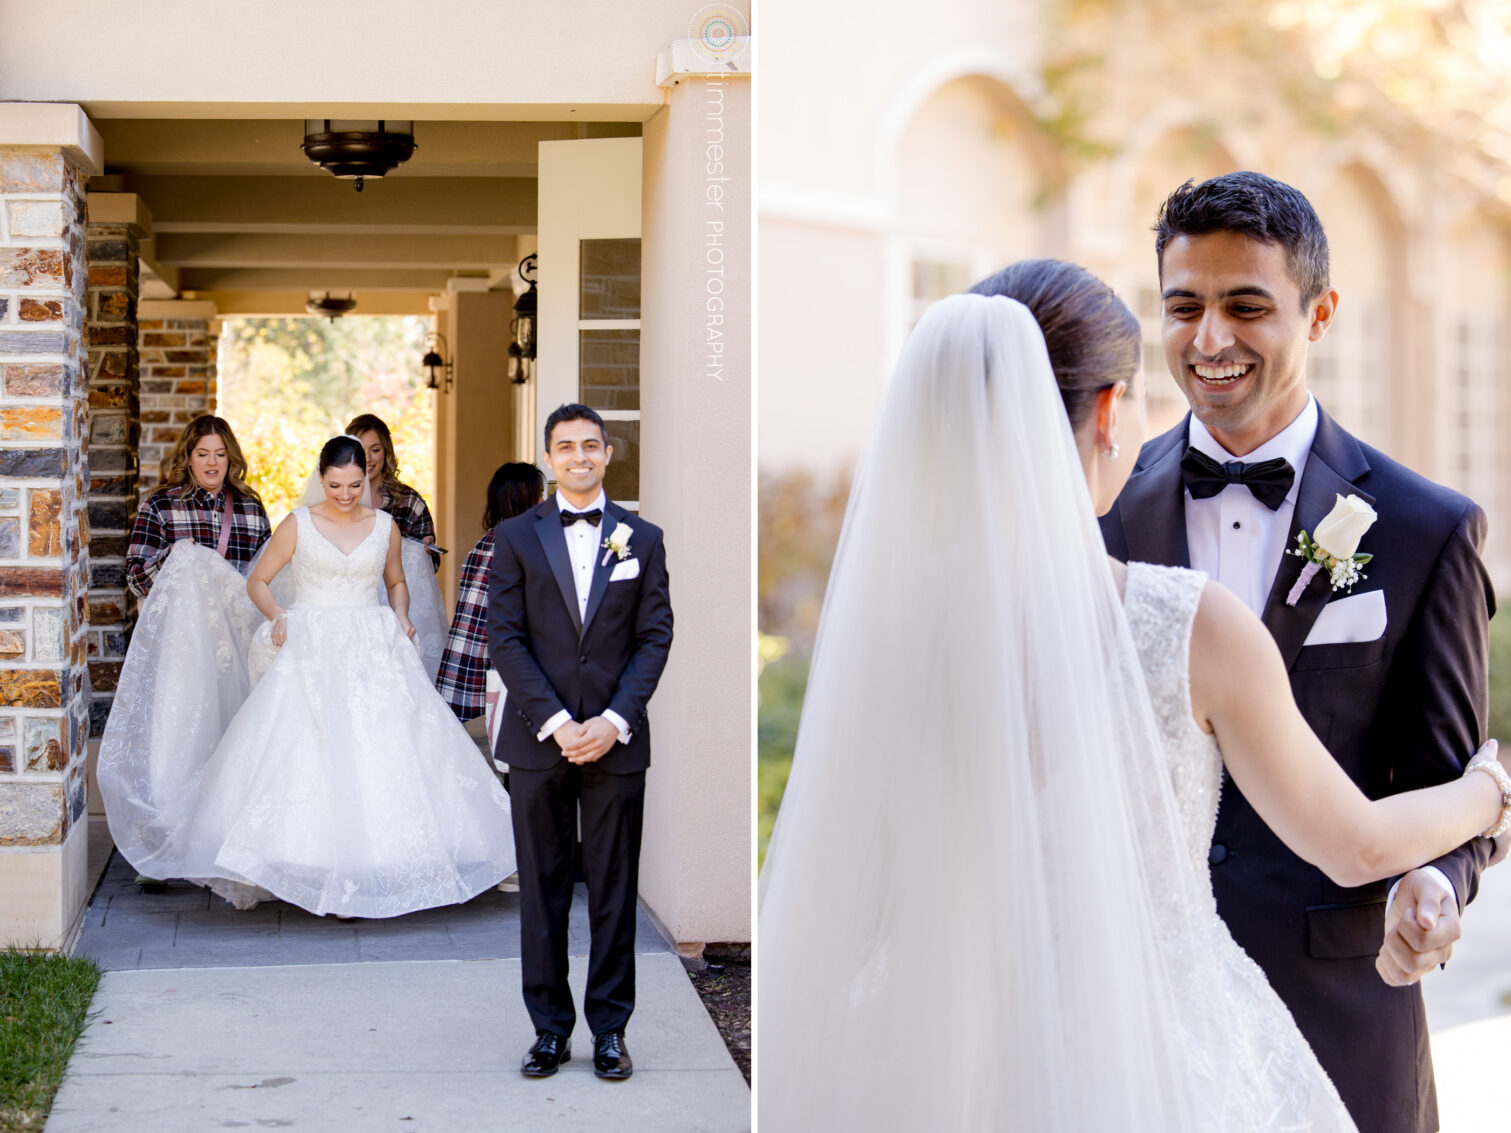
[
  {"xmin": 1184, "ymin": 395, "xmax": 1317, "ymax": 618},
  {"xmin": 535, "ymin": 490, "xmax": 632, "ymax": 747},
  {"xmin": 1185, "ymin": 396, "xmax": 1455, "ymax": 915}
]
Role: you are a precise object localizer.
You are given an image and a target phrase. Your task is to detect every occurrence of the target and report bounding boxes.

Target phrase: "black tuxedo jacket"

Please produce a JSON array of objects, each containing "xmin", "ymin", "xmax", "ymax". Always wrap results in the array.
[
  {"xmin": 486, "ymin": 498, "xmax": 673, "ymax": 774},
  {"xmin": 1101, "ymin": 405, "xmax": 1494, "ymax": 1133}
]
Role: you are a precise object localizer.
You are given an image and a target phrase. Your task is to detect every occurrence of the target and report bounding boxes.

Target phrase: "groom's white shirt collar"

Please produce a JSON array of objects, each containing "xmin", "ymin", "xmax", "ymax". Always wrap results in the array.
[
  {"xmin": 1187, "ymin": 393, "xmax": 1318, "ymax": 506},
  {"xmin": 557, "ymin": 489, "xmax": 608, "ymax": 515}
]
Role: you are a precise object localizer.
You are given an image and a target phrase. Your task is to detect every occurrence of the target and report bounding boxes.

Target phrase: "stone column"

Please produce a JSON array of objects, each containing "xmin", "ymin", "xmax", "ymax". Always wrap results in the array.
[
  {"xmin": 0, "ymin": 102, "xmax": 104, "ymax": 949},
  {"xmin": 137, "ymin": 301, "xmax": 219, "ymax": 492},
  {"xmin": 637, "ymin": 53, "xmax": 752, "ymax": 949},
  {"xmin": 83, "ymin": 196, "xmax": 148, "ymax": 738}
]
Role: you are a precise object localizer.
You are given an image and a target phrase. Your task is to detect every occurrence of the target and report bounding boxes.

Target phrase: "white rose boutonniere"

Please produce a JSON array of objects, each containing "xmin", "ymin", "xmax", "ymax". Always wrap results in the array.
[
  {"xmin": 601, "ymin": 521, "xmax": 633, "ymax": 566},
  {"xmin": 1285, "ymin": 493, "xmax": 1377, "ymax": 606}
]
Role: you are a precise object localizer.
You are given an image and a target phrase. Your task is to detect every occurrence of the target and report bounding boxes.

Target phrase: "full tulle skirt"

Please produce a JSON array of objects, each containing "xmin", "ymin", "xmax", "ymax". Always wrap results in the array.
[{"xmin": 98, "ymin": 541, "xmax": 515, "ymax": 918}]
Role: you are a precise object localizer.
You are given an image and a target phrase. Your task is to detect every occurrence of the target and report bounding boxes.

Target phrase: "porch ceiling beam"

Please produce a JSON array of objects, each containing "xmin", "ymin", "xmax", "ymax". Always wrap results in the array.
[
  {"xmin": 113, "ymin": 175, "xmax": 538, "ymax": 230},
  {"xmin": 93, "ymin": 119, "xmax": 637, "ymax": 176},
  {"xmin": 152, "ymin": 232, "xmax": 521, "ymax": 270},
  {"xmin": 177, "ymin": 266, "xmax": 484, "ymax": 292}
]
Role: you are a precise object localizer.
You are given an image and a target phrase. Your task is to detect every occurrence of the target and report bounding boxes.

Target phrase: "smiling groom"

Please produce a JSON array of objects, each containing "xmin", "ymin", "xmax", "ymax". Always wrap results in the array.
[
  {"xmin": 1099, "ymin": 172, "xmax": 1494, "ymax": 1133},
  {"xmin": 487, "ymin": 402, "xmax": 674, "ymax": 1081}
]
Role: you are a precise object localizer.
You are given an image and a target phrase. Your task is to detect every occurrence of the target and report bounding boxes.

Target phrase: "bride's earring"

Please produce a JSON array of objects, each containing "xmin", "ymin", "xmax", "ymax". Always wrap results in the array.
[{"xmin": 1105, "ymin": 441, "xmax": 1120, "ymax": 461}]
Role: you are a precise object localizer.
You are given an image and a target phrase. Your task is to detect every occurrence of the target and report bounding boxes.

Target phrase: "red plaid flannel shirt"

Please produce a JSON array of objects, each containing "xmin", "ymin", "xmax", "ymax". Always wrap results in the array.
[
  {"xmin": 125, "ymin": 485, "xmax": 271, "ymax": 598},
  {"xmin": 436, "ymin": 531, "xmax": 493, "ymax": 721},
  {"xmin": 380, "ymin": 481, "xmax": 435, "ymax": 543}
]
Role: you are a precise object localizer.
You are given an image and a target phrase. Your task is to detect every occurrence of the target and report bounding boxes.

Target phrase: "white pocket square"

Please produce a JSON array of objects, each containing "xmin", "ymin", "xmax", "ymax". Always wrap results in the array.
[
  {"xmin": 1302, "ymin": 589, "xmax": 1386, "ymax": 646},
  {"xmin": 609, "ymin": 558, "xmax": 640, "ymax": 582}
]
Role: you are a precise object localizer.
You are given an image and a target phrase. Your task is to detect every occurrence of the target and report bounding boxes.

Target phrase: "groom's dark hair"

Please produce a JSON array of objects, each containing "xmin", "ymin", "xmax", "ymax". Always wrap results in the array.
[
  {"xmin": 544, "ymin": 403, "xmax": 608, "ymax": 449},
  {"xmin": 1154, "ymin": 171, "xmax": 1330, "ymax": 307}
]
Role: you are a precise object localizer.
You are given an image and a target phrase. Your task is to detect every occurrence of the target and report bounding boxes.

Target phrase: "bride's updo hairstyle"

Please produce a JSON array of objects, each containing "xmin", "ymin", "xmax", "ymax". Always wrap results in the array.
[
  {"xmin": 968, "ymin": 259, "xmax": 1141, "ymax": 429},
  {"xmin": 318, "ymin": 435, "xmax": 367, "ymax": 476}
]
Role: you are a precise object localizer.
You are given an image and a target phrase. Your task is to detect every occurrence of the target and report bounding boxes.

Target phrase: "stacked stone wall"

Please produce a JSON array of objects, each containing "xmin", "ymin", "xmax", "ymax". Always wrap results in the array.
[
  {"xmin": 0, "ymin": 153, "xmax": 93, "ymax": 848},
  {"xmin": 84, "ymin": 224, "xmax": 140, "ymax": 736},
  {"xmin": 138, "ymin": 319, "xmax": 215, "ymax": 492}
]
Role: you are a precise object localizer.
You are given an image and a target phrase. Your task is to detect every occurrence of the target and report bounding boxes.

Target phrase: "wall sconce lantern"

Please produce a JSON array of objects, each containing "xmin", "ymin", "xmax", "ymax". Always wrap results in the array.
[
  {"xmin": 421, "ymin": 333, "xmax": 453, "ymax": 393},
  {"xmin": 301, "ymin": 120, "xmax": 416, "ymax": 192},
  {"xmin": 509, "ymin": 252, "xmax": 538, "ymax": 384}
]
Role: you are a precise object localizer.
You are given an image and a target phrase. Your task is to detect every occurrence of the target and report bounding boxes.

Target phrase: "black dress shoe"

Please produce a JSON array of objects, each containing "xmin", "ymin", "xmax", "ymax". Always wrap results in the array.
[
  {"xmin": 593, "ymin": 1031, "xmax": 632, "ymax": 1079},
  {"xmin": 521, "ymin": 1031, "xmax": 571, "ymax": 1077}
]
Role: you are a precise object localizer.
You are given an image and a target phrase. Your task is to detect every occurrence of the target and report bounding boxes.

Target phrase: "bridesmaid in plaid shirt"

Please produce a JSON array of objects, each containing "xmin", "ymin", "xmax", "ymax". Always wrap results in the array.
[
  {"xmin": 436, "ymin": 462, "xmax": 545, "ymax": 722},
  {"xmin": 125, "ymin": 415, "xmax": 271, "ymax": 598},
  {"xmin": 347, "ymin": 413, "xmax": 437, "ymax": 547}
]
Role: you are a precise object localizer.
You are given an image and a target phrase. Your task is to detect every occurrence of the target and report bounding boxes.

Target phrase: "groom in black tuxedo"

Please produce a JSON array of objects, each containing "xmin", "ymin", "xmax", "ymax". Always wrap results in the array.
[
  {"xmin": 487, "ymin": 402, "xmax": 673, "ymax": 1081},
  {"xmin": 1095, "ymin": 173, "xmax": 1494, "ymax": 1133}
]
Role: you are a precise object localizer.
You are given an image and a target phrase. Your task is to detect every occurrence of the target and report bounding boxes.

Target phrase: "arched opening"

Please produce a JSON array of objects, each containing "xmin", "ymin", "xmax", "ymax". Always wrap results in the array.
[
  {"xmin": 1442, "ymin": 211, "xmax": 1511, "ymax": 584},
  {"xmin": 1309, "ymin": 163, "xmax": 1406, "ymax": 453},
  {"xmin": 1126, "ymin": 126, "xmax": 1240, "ymax": 438},
  {"xmin": 893, "ymin": 74, "xmax": 1057, "ymax": 337}
]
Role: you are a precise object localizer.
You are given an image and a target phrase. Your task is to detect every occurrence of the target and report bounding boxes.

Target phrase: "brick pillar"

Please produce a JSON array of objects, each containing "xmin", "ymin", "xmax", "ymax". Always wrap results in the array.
[
  {"xmin": 138, "ymin": 310, "xmax": 216, "ymax": 492},
  {"xmin": 84, "ymin": 210, "xmax": 145, "ymax": 737},
  {"xmin": 0, "ymin": 148, "xmax": 94, "ymax": 946}
]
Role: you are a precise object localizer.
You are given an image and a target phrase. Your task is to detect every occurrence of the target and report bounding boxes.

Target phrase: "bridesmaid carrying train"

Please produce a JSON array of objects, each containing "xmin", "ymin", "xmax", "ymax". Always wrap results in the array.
[{"xmin": 124, "ymin": 415, "xmax": 271, "ymax": 598}]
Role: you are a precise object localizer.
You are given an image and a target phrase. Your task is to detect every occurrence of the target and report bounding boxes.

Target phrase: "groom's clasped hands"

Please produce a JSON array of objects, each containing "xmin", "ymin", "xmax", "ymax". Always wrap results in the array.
[{"xmin": 554, "ymin": 715, "xmax": 621, "ymax": 764}]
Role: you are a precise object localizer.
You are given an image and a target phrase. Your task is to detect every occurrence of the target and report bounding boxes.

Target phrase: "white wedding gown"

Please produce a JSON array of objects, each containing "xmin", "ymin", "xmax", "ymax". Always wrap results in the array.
[
  {"xmin": 1125, "ymin": 560, "xmax": 1356, "ymax": 1131},
  {"xmin": 98, "ymin": 507, "xmax": 516, "ymax": 918}
]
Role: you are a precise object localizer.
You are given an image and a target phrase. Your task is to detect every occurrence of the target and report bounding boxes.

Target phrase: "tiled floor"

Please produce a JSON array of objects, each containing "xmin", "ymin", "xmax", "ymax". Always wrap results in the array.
[{"xmin": 78, "ymin": 851, "xmax": 671, "ymax": 971}]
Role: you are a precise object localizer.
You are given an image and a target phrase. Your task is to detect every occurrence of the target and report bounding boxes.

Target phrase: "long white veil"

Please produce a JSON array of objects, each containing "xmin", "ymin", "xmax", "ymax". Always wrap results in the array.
[{"xmin": 757, "ymin": 294, "xmax": 1245, "ymax": 1129}]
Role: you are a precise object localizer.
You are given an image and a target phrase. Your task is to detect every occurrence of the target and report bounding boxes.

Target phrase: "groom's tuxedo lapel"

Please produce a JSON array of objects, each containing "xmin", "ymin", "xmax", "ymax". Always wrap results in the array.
[
  {"xmin": 533, "ymin": 501, "xmax": 584, "ymax": 637},
  {"xmin": 1118, "ymin": 422, "xmax": 1192, "ymax": 569},
  {"xmin": 1258, "ymin": 407, "xmax": 1374, "ymax": 670},
  {"xmin": 581, "ymin": 501, "xmax": 624, "ymax": 634}
]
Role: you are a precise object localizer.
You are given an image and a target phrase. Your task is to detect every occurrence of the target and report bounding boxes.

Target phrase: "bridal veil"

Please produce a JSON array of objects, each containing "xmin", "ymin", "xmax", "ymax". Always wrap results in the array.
[{"xmin": 757, "ymin": 294, "xmax": 1245, "ymax": 1129}]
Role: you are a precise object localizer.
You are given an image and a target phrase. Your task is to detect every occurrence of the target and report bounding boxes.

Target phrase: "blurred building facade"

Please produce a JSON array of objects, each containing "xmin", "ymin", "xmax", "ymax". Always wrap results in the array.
[{"xmin": 759, "ymin": 0, "xmax": 1511, "ymax": 590}]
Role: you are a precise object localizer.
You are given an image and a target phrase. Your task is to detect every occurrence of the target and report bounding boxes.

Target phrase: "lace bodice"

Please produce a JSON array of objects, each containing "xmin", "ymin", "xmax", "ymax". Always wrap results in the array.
[
  {"xmin": 1122, "ymin": 560, "xmax": 1357, "ymax": 1131},
  {"xmin": 290, "ymin": 506, "xmax": 391, "ymax": 608},
  {"xmin": 1124, "ymin": 561, "xmax": 1222, "ymax": 876}
]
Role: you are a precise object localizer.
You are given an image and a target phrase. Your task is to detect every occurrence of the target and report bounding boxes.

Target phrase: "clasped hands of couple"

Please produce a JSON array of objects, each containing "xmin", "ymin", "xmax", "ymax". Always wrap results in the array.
[
  {"xmin": 1379, "ymin": 828, "xmax": 1508, "ymax": 988},
  {"xmin": 553, "ymin": 716, "xmax": 619, "ymax": 765}
]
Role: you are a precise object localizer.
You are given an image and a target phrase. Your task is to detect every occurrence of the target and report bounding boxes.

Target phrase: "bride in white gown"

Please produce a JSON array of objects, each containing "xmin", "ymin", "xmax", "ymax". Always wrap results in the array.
[
  {"xmin": 756, "ymin": 269, "xmax": 1509, "ymax": 1130},
  {"xmin": 98, "ymin": 435, "xmax": 515, "ymax": 918}
]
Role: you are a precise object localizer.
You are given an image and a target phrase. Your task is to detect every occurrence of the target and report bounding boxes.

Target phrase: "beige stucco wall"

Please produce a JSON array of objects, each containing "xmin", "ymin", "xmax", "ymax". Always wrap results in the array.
[
  {"xmin": 435, "ymin": 290, "xmax": 520, "ymax": 604},
  {"xmin": 0, "ymin": 1, "xmax": 745, "ymax": 118},
  {"xmin": 639, "ymin": 75, "xmax": 752, "ymax": 945}
]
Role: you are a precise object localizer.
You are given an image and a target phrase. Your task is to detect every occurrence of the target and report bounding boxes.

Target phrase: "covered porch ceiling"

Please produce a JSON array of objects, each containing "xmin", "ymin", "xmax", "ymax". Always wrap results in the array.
[{"xmin": 90, "ymin": 117, "xmax": 641, "ymax": 313}]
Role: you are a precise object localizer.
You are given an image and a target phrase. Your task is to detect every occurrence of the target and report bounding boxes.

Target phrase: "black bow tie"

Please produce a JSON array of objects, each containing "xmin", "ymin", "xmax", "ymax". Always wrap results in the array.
[
  {"xmin": 561, "ymin": 508, "xmax": 603, "ymax": 527},
  {"xmin": 1179, "ymin": 447, "xmax": 1295, "ymax": 511}
]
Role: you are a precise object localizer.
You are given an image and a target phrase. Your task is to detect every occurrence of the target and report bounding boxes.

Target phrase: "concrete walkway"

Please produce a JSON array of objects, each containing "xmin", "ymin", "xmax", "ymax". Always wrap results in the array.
[
  {"xmin": 50, "ymin": 852, "xmax": 750, "ymax": 1131},
  {"xmin": 46, "ymin": 955, "xmax": 748, "ymax": 1132},
  {"xmin": 1423, "ymin": 856, "xmax": 1511, "ymax": 1132}
]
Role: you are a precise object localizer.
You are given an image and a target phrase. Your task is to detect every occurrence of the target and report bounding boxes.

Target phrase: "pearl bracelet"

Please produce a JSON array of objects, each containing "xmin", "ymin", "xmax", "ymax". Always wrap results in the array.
[{"xmin": 1466, "ymin": 751, "xmax": 1511, "ymax": 839}]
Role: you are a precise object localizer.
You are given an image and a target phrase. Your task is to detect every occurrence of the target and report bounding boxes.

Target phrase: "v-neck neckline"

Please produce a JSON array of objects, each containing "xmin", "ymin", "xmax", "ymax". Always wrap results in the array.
[{"xmin": 306, "ymin": 507, "xmax": 379, "ymax": 558}]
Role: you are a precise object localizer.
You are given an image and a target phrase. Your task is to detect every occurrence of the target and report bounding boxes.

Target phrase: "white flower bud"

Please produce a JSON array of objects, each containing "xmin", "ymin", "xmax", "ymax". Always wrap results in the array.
[{"xmin": 1312, "ymin": 494, "xmax": 1376, "ymax": 560}]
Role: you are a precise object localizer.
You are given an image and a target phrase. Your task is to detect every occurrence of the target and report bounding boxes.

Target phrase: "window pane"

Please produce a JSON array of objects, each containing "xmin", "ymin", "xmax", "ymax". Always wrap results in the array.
[
  {"xmin": 603, "ymin": 419, "xmax": 639, "ymax": 502},
  {"xmin": 580, "ymin": 239, "xmax": 642, "ymax": 319},
  {"xmin": 579, "ymin": 328, "xmax": 639, "ymax": 411}
]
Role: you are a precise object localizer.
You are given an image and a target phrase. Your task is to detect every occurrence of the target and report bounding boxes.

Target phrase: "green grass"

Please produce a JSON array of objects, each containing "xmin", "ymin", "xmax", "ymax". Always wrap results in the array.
[
  {"xmin": 757, "ymin": 653, "xmax": 810, "ymax": 868},
  {"xmin": 0, "ymin": 951, "xmax": 101, "ymax": 1133}
]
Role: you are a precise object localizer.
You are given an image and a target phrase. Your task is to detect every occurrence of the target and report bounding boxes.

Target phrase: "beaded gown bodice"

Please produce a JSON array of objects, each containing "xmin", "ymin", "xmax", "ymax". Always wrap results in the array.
[
  {"xmin": 290, "ymin": 506, "xmax": 389, "ymax": 608},
  {"xmin": 1124, "ymin": 561, "xmax": 1225, "ymax": 882},
  {"xmin": 1122, "ymin": 560, "xmax": 1357, "ymax": 1132}
]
